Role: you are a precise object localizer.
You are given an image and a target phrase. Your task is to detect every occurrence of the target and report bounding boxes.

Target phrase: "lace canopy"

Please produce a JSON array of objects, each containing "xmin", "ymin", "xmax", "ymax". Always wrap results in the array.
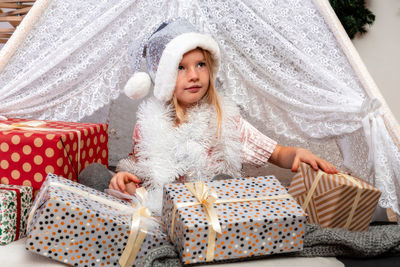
[{"xmin": 0, "ymin": 0, "xmax": 399, "ymax": 215}]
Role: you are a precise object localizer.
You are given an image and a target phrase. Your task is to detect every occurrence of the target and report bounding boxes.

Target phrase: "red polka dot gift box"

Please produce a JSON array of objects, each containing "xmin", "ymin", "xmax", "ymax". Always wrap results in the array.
[
  {"xmin": 162, "ymin": 176, "xmax": 307, "ymax": 264},
  {"xmin": 288, "ymin": 162, "xmax": 381, "ymax": 232},
  {"xmin": 26, "ymin": 173, "xmax": 170, "ymax": 267},
  {"xmin": 0, "ymin": 184, "xmax": 32, "ymax": 245},
  {"xmin": 0, "ymin": 118, "xmax": 108, "ymax": 197}
]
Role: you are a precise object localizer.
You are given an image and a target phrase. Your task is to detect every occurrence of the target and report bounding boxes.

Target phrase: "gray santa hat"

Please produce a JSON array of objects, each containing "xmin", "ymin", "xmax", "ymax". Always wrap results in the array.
[{"xmin": 124, "ymin": 18, "xmax": 221, "ymax": 102}]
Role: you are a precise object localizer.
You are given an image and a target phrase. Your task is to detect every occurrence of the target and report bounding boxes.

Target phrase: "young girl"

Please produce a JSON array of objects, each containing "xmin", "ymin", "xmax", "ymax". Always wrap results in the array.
[{"xmin": 109, "ymin": 19, "xmax": 337, "ymax": 212}]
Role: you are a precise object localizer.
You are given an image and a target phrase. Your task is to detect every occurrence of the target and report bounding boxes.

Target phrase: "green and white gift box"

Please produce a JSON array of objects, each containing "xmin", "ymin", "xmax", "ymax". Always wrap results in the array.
[{"xmin": 0, "ymin": 184, "xmax": 33, "ymax": 245}]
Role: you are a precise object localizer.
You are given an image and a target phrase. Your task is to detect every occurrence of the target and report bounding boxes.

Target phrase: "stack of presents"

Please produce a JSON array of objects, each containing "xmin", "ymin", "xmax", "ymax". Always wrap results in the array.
[{"xmin": 0, "ymin": 118, "xmax": 382, "ymax": 266}]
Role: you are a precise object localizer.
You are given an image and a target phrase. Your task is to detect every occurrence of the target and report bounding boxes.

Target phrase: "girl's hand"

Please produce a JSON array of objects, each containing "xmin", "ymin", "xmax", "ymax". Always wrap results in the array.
[
  {"xmin": 291, "ymin": 148, "xmax": 337, "ymax": 174},
  {"xmin": 109, "ymin": 172, "xmax": 141, "ymax": 195}
]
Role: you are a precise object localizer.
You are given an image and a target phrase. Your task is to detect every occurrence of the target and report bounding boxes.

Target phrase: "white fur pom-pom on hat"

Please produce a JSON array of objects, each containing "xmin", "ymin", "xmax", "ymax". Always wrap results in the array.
[{"xmin": 124, "ymin": 72, "xmax": 152, "ymax": 99}]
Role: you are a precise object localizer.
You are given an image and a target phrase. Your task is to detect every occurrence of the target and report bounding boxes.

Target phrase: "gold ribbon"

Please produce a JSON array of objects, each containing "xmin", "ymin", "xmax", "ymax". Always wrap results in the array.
[
  {"xmin": 27, "ymin": 181, "xmax": 154, "ymax": 267},
  {"xmin": 27, "ymin": 181, "xmax": 134, "ymax": 231},
  {"xmin": 0, "ymin": 120, "xmax": 82, "ymax": 173},
  {"xmin": 170, "ymin": 181, "xmax": 292, "ymax": 262},
  {"xmin": 0, "ymin": 120, "xmax": 46, "ymax": 130},
  {"xmin": 119, "ymin": 187, "xmax": 153, "ymax": 267},
  {"xmin": 340, "ymin": 174, "xmax": 363, "ymax": 229},
  {"xmin": 301, "ymin": 170, "xmax": 363, "ymax": 230}
]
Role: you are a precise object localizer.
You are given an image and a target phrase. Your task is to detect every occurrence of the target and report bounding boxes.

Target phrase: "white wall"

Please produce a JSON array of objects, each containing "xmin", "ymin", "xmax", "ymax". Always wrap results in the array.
[{"xmin": 352, "ymin": 0, "xmax": 400, "ymax": 122}]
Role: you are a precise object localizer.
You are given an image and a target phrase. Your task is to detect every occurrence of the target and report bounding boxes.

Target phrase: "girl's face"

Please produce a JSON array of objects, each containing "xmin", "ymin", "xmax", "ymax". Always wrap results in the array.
[{"xmin": 174, "ymin": 49, "xmax": 210, "ymax": 108}]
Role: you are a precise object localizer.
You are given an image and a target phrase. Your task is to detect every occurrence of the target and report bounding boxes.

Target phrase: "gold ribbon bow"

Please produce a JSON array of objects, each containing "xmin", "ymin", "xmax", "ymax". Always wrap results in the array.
[
  {"xmin": 187, "ymin": 182, "xmax": 222, "ymax": 234},
  {"xmin": 301, "ymin": 170, "xmax": 363, "ymax": 230},
  {"xmin": 170, "ymin": 181, "xmax": 292, "ymax": 262},
  {"xmin": 27, "ymin": 181, "xmax": 155, "ymax": 267},
  {"xmin": 119, "ymin": 187, "xmax": 153, "ymax": 267},
  {"xmin": 172, "ymin": 182, "xmax": 222, "ymax": 262}
]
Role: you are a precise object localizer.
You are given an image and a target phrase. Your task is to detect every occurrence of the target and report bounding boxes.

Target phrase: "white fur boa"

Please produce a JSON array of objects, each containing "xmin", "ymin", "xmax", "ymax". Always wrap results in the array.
[{"xmin": 117, "ymin": 94, "xmax": 242, "ymax": 212}]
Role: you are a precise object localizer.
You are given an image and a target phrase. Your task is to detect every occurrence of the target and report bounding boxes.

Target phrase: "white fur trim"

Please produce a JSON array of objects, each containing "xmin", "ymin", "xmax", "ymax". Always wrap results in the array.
[
  {"xmin": 117, "ymin": 94, "xmax": 242, "ymax": 213},
  {"xmin": 154, "ymin": 32, "xmax": 220, "ymax": 102},
  {"xmin": 124, "ymin": 72, "xmax": 152, "ymax": 99}
]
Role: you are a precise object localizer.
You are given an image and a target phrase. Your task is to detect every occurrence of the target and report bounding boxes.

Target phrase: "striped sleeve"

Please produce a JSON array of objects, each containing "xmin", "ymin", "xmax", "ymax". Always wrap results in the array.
[
  {"xmin": 131, "ymin": 123, "xmax": 141, "ymax": 162},
  {"xmin": 238, "ymin": 116, "xmax": 277, "ymax": 167}
]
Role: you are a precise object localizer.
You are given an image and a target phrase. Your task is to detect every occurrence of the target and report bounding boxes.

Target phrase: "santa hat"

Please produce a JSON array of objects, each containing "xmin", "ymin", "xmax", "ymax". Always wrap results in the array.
[{"xmin": 124, "ymin": 18, "xmax": 220, "ymax": 102}]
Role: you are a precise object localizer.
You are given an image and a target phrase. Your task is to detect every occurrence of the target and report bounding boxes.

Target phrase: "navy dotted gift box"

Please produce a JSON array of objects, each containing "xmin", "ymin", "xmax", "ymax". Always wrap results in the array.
[
  {"xmin": 162, "ymin": 176, "xmax": 307, "ymax": 264},
  {"xmin": 25, "ymin": 173, "xmax": 169, "ymax": 267}
]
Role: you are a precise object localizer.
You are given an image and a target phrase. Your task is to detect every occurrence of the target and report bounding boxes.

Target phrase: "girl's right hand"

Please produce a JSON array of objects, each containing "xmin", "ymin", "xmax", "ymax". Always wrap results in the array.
[{"xmin": 109, "ymin": 172, "xmax": 141, "ymax": 195}]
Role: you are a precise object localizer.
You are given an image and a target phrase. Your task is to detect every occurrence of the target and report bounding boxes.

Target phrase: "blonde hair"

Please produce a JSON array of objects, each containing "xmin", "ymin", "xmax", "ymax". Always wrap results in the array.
[{"xmin": 172, "ymin": 48, "xmax": 222, "ymax": 135}]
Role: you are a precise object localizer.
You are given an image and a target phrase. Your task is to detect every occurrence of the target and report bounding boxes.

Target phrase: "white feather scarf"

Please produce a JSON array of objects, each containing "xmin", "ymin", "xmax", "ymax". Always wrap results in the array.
[{"xmin": 117, "ymin": 94, "xmax": 242, "ymax": 212}]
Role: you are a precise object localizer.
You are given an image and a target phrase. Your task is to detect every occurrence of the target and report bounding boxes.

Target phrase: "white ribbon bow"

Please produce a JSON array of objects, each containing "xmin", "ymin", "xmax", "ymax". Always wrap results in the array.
[{"xmin": 360, "ymin": 98, "xmax": 383, "ymax": 170}]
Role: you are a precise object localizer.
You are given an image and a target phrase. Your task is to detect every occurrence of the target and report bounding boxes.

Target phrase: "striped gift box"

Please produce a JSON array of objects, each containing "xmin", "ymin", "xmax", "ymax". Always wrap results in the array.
[{"xmin": 288, "ymin": 162, "xmax": 381, "ymax": 231}]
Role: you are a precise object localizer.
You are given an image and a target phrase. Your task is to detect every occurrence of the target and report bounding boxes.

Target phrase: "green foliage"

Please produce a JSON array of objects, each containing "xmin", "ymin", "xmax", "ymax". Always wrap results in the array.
[
  {"xmin": 7, "ymin": 202, "xmax": 15, "ymax": 209},
  {"xmin": 329, "ymin": 0, "xmax": 375, "ymax": 39}
]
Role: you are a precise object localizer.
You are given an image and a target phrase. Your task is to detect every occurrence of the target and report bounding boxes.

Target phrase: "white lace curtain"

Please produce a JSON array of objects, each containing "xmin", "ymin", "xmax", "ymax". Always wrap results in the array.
[{"xmin": 1, "ymin": 0, "xmax": 400, "ymax": 215}]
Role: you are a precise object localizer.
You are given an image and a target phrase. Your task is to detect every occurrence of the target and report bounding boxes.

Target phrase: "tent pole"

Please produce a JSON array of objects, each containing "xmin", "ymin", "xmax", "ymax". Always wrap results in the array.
[
  {"xmin": 313, "ymin": 0, "xmax": 400, "ymax": 149},
  {"xmin": 0, "ymin": 0, "xmax": 52, "ymax": 73}
]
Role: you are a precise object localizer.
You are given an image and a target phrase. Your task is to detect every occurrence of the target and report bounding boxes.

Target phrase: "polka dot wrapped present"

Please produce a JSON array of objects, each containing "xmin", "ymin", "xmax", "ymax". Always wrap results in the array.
[
  {"xmin": 0, "ymin": 118, "xmax": 108, "ymax": 197},
  {"xmin": 162, "ymin": 176, "xmax": 307, "ymax": 264},
  {"xmin": 26, "ymin": 173, "xmax": 170, "ymax": 267},
  {"xmin": 0, "ymin": 184, "xmax": 32, "ymax": 245}
]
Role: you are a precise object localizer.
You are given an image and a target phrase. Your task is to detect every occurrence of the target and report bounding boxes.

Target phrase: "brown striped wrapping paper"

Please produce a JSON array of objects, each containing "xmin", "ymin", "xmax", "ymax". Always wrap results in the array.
[{"xmin": 288, "ymin": 162, "xmax": 381, "ymax": 231}]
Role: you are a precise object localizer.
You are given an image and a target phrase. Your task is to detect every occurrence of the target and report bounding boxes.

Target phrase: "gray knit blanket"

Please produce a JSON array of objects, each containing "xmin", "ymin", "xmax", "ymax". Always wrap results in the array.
[
  {"xmin": 294, "ymin": 223, "xmax": 400, "ymax": 258},
  {"xmin": 136, "ymin": 223, "xmax": 400, "ymax": 267}
]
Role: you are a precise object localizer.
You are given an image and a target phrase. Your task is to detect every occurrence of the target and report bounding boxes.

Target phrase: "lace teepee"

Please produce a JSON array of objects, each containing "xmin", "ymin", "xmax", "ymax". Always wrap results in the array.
[{"xmin": 0, "ymin": 0, "xmax": 399, "ymax": 216}]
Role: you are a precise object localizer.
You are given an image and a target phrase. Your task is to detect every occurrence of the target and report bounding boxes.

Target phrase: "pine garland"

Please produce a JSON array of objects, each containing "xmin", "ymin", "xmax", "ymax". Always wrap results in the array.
[{"xmin": 329, "ymin": 0, "xmax": 375, "ymax": 39}]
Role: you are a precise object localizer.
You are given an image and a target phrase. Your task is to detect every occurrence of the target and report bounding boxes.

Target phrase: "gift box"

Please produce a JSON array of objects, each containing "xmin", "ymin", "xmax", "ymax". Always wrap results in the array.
[
  {"xmin": 26, "ymin": 173, "xmax": 169, "ymax": 267},
  {"xmin": 0, "ymin": 184, "xmax": 33, "ymax": 245},
  {"xmin": 0, "ymin": 118, "xmax": 108, "ymax": 197},
  {"xmin": 288, "ymin": 162, "xmax": 381, "ymax": 231},
  {"xmin": 162, "ymin": 176, "xmax": 307, "ymax": 264}
]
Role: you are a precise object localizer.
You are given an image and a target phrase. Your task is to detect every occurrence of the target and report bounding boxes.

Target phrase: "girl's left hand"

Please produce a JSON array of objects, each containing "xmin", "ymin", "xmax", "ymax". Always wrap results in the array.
[{"xmin": 291, "ymin": 148, "xmax": 337, "ymax": 174}]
